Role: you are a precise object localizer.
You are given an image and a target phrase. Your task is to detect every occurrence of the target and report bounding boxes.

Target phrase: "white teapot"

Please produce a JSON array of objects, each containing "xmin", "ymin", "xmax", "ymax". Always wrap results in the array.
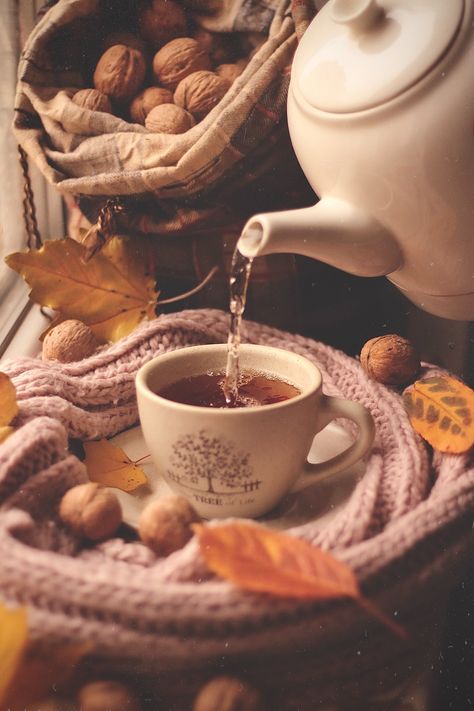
[{"xmin": 237, "ymin": 0, "xmax": 474, "ymax": 320}]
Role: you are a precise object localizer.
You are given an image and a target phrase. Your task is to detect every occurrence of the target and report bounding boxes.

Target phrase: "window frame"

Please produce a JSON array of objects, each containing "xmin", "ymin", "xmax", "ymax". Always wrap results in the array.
[{"xmin": 0, "ymin": 0, "xmax": 65, "ymax": 356}]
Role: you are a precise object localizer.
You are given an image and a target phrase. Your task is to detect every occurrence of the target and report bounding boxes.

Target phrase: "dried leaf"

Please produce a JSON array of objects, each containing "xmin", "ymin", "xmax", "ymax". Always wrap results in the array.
[
  {"xmin": 84, "ymin": 439, "xmax": 148, "ymax": 491},
  {"xmin": 195, "ymin": 521, "xmax": 357, "ymax": 599},
  {"xmin": 5, "ymin": 237, "xmax": 158, "ymax": 342},
  {"xmin": 195, "ymin": 522, "xmax": 407, "ymax": 638},
  {"xmin": 0, "ymin": 603, "xmax": 28, "ymax": 702},
  {"xmin": 403, "ymin": 375, "xmax": 474, "ymax": 453},
  {"xmin": 0, "ymin": 372, "xmax": 18, "ymax": 427}
]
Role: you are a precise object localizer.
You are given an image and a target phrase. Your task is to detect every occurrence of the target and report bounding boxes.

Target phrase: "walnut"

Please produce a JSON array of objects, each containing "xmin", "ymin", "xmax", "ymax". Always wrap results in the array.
[
  {"xmin": 130, "ymin": 86, "xmax": 173, "ymax": 124},
  {"xmin": 42, "ymin": 320, "xmax": 99, "ymax": 363},
  {"xmin": 138, "ymin": 494, "xmax": 200, "ymax": 556},
  {"xmin": 193, "ymin": 676, "xmax": 264, "ymax": 711},
  {"xmin": 216, "ymin": 60, "xmax": 247, "ymax": 84},
  {"xmin": 94, "ymin": 44, "xmax": 146, "ymax": 103},
  {"xmin": 193, "ymin": 28, "xmax": 239, "ymax": 65},
  {"xmin": 72, "ymin": 88, "xmax": 112, "ymax": 113},
  {"xmin": 138, "ymin": 0, "xmax": 187, "ymax": 48},
  {"xmin": 78, "ymin": 680, "xmax": 141, "ymax": 711},
  {"xmin": 360, "ymin": 334, "xmax": 421, "ymax": 386},
  {"xmin": 145, "ymin": 103, "xmax": 195, "ymax": 133},
  {"xmin": 101, "ymin": 31, "xmax": 147, "ymax": 54},
  {"xmin": 152, "ymin": 38, "xmax": 211, "ymax": 90},
  {"xmin": 59, "ymin": 483, "xmax": 122, "ymax": 542},
  {"xmin": 174, "ymin": 70, "xmax": 230, "ymax": 120}
]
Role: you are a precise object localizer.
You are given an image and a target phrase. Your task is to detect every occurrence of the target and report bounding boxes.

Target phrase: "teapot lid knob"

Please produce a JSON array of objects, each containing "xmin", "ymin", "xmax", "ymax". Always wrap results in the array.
[
  {"xmin": 331, "ymin": 0, "xmax": 384, "ymax": 33},
  {"xmin": 293, "ymin": 0, "xmax": 465, "ymax": 114}
]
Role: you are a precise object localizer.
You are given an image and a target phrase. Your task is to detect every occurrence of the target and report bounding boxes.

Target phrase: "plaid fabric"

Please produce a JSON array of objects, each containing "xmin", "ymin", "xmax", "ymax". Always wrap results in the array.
[{"xmin": 14, "ymin": 0, "xmax": 316, "ymax": 221}]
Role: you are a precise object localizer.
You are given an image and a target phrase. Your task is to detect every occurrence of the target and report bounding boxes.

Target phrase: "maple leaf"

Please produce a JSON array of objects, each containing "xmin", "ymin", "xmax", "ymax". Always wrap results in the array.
[
  {"xmin": 195, "ymin": 522, "xmax": 407, "ymax": 638},
  {"xmin": 0, "ymin": 372, "xmax": 19, "ymax": 443},
  {"xmin": 5, "ymin": 236, "xmax": 157, "ymax": 342},
  {"xmin": 403, "ymin": 375, "xmax": 474, "ymax": 453},
  {"xmin": 84, "ymin": 439, "xmax": 149, "ymax": 492}
]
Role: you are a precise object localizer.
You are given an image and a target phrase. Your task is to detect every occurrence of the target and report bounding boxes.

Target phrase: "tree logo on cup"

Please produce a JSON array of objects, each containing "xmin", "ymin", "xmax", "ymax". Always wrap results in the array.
[{"xmin": 167, "ymin": 429, "xmax": 262, "ymax": 500}]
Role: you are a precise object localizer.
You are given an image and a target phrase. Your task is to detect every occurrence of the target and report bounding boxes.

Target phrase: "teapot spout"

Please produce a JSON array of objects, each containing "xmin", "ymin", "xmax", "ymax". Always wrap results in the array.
[{"xmin": 237, "ymin": 198, "xmax": 402, "ymax": 277}]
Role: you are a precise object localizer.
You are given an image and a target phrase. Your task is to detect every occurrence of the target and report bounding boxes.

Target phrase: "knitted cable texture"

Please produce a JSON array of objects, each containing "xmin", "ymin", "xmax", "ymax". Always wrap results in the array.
[{"xmin": 0, "ymin": 309, "xmax": 472, "ymax": 709}]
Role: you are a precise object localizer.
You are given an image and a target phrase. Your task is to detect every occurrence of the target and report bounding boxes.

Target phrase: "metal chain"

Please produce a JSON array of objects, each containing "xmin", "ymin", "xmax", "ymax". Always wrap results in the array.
[{"xmin": 18, "ymin": 145, "xmax": 42, "ymax": 249}]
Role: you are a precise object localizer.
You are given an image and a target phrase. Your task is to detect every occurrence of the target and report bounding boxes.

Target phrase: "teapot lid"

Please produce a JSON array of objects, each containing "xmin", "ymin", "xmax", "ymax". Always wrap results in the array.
[{"xmin": 294, "ymin": 0, "xmax": 465, "ymax": 113}]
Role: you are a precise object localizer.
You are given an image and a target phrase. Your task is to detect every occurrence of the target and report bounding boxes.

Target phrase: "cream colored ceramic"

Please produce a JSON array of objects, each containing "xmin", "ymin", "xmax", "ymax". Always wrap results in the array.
[
  {"xmin": 107, "ymin": 421, "xmax": 365, "ymax": 531},
  {"xmin": 237, "ymin": 0, "xmax": 474, "ymax": 320},
  {"xmin": 135, "ymin": 344, "xmax": 374, "ymax": 519}
]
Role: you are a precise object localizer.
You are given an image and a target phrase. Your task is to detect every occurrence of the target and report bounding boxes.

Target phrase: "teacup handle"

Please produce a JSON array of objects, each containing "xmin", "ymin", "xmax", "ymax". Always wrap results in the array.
[{"xmin": 291, "ymin": 395, "xmax": 375, "ymax": 493}]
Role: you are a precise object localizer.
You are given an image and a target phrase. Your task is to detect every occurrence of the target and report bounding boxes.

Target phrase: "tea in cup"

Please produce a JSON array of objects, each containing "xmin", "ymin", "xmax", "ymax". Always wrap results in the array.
[{"xmin": 135, "ymin": 344, "xmax": 375, "ymax": 519}]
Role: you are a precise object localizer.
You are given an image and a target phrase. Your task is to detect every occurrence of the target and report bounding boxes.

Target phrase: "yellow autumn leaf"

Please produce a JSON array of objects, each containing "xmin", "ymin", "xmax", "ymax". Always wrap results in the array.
[
  {"xmin": 5, "ymin": 236, "xmax": 158, "ymax": 342},
  {"xmin": 403, "ymin": 375, "xmax": 474, "ymax": 453},
  {"xmin": 84, "ymin": 439, "xmax": 149, "ymax": 491},
  {"xmin": 0, "ymin": 603, "xmax": 28, "ymax": 703},
  {"xmin": 0, "ymin": 372, "xmax": 18, "ymax": 427}
]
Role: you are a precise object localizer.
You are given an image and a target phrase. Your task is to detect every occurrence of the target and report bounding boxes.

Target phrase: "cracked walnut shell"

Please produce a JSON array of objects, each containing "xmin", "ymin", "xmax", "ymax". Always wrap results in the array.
[
  {"xmin": 145, "ymin": 103, "xmax": 196, "ymax": 133},
  {"xmin": 174, "ymin": 70, "xmax": 230, "ymax": 120},
  {"xmin": 94, "ymin": 44, "xmax": 146, "ymax": 102},
  {"xmin": 130, "ymin": 86, "xmax": 173, "ymax": 124},
  {"xmin": 152, "ymin": 38, "xmax": 211, "ymax": 90},
  {"xmin": 72, "ymin": 88, "xmax": 112, "ymax": 113}
]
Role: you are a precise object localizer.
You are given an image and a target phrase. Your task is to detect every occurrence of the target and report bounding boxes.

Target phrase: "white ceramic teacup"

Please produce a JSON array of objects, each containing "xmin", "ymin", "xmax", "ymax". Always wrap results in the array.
[{"xmin": 136, "ymin": 344, "xmax": 375, "ymax": 519}]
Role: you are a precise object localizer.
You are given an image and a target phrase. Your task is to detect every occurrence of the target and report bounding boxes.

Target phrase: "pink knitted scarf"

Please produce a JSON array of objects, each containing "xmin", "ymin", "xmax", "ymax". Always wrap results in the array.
[{"xmin": 0, "ymin": 309, "xmax": 472, "ymax": 709}]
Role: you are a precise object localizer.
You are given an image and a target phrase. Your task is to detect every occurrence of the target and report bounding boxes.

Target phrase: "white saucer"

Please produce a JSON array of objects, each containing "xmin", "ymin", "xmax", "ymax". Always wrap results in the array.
[{"xmin": 109, "ymin": 422, "xmax": 365, "ymax": 530}]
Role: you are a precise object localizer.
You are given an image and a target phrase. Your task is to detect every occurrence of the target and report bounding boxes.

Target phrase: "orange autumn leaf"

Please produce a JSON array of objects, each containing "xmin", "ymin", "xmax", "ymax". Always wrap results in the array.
[
  {"xmin": 194, "ymin": 522, "xmax": 406, "ymax": 638},
  {"xmin": 403, "ymin": 375, "xmax": 474, "ymax": 453},
  {"xmin": 195, "ymin": 521, "xmax": 357, "ymax": 599},
  {"xmin": 84, "ymin": 439, "xmax": 148, "ymax": 492}
]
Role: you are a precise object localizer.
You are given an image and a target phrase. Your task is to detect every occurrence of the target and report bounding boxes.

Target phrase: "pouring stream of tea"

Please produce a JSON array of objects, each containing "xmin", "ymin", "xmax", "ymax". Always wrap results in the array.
[{"xmin": 223, "ymin": 248, "xmax": 253, "ymax": 405}]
